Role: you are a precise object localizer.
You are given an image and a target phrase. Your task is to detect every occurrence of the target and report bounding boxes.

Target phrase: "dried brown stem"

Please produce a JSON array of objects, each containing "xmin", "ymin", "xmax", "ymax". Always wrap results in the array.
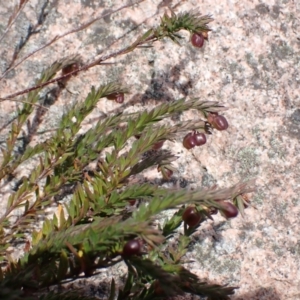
[
  {"xmin": 0, "ymin": 0, "xmax": 29, "ymax": 44},
  {"xmin": 0, "ymin": 35, "xmax": 150, "ymax": 101},
  {"xmin": 0, "ymin": 0, "xmax": 146, "ymax": 81}
]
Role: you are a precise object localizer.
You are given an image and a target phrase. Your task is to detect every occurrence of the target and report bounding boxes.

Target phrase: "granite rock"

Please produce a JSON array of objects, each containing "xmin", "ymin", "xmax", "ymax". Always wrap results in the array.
[{"xmin": 0, "ymin": 0, "xmax": 299, "ymax": 299}]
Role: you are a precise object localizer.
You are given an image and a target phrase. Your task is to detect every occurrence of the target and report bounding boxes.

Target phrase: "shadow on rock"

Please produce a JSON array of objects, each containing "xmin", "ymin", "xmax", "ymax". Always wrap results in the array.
[{"xmin": 233, "ymin": 286, "xmax": 281, "ymax": 300}]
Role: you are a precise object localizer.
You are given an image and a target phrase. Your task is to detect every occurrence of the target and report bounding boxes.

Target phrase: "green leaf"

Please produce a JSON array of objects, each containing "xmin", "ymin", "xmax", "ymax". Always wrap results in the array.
[
  {"xmin": 234, "ymin": 195, "xmax": 245, "ymax": 217},
  {"xmin": 108, "ymin": 278, "xmax": 116, "ymax": 300},
  {"xmin": 6, "ymin": 194, "xmax": 14, "ymax": 210},
  {"xmin": 57, "ymin": 249, "xmax": 69, "ymax": 281},
  {"xmin": 52, "ymin": 213, "xmax": 58, "ymax": 228},
  {"xmin": 162, "ymin": 209, "xmax": 184, "ymax": 237}
]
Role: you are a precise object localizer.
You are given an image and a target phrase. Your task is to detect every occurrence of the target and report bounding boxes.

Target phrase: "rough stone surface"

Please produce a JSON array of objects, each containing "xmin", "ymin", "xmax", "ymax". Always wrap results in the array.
[{"xmin": 0, "ymin": 0, "xmax": 300, "ymax": 299}]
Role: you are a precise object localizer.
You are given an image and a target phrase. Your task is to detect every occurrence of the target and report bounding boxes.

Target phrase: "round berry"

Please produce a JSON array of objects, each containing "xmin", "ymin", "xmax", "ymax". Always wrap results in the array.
[
  {"xmin": 107, "ymin": 93, "xmax": 116, "ymax": 100},
  {"xmin": 62, "ymin": 63, "xmax": 80, "ymax": 76},
  {"xmin": 207, "ymin": 112, "xmax": 218, "ymax": 125},
  {"xmin": 115, "ymin": 93, "xmax": 124, "ymax": 104},
  {"xmin": 152, "ymin": 140, "xmax": 165, "ymax": 150},
  {"xmin": 183, "ymin": 132, "xmax": 196, "ymax": 149},
  {"xmin": 182, "ymin": 207, "xmax": 202, "ymax": 227},
  {"xmin": 218, "ymin": 201, "xmax": 238, "ymax": 219},
  {"xmin": 127, "ymin": 199, "xmax": 136, "ymax": 206},
  {"xmin": 107, "ymin": 93, "xmax": 124, "ymax": 103},
  {"xmin": 122, "ymin": 240, "xmax": 141, "ymax": 257},
  {"xmin": 191, "ymin": 33, "xmax": 204, "ymax": 48},
  {"xmin": 212, "ymin": 115, "xmax": 228, "ymax": 131},
  {"xmin": 193, "ymin": 132, "xmax": 206, "ymax": 146}
]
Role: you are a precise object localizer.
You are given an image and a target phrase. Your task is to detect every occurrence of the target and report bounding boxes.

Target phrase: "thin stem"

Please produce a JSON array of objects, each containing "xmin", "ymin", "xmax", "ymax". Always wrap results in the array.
[
  {"xmin": 0, "ymin": 0, "xmax": 146, "ymax": 81},
  {"xmin": 0, "ymin": 0, "xmax": 29, "ymax": 44},
  {"xmin": 0, "ymin": 40, "xmax": 145, "ymax": 101},
  {"xmin": 0, "ymin": 10, "xmax": 212, "ymax": 101}
]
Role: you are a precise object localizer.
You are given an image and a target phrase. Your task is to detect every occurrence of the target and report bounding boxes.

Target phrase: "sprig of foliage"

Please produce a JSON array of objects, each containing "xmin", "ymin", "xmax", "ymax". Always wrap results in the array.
[
  {"xmin": 0, "ymin": 7, "xmax": 255, "ymax": 300},
  {"xmin": 155, "ymin": 11, "xmax": 213, "ymax": 43},
  {"xmin": 0, "ymin": 10, "xmax": 213, "ymax": 101}
]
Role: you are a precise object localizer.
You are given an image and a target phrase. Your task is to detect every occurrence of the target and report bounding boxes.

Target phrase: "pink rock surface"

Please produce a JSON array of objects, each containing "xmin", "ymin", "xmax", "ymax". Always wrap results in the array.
[{"xmin": 0, "ymin": 0, "xmax": 300, "ymax": 299}]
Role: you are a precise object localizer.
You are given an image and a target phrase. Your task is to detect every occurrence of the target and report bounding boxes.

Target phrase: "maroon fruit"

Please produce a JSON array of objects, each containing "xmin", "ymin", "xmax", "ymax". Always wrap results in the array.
[
  {"xmin": 127, "ymin": 199, "xmax": 136, "ymax": 206},
  {"xmin": 207, "ymin": 112, "xmax": 218, "ymax": 125},
  {"xmin": 183, "ymin": 132, "xmax": 196, "ymax": 149},
  {"xmin": 115, "ymin": 93, "xmax": 124, "ymax": 103},
  {"xmin": 152, "ymin": 140, "xmax": 165, "ymax": 150},
  {"xmin": 213, "ymin": 115, "xmax": 228, "ymax": 131},
  {"xmin": 62, "ymin": 63, "xmax": 80, "ymax": 76},
  {"xmin": 59, "ymin": 63, "xmax": 80, "ymax": 86},
  {"xmin": 218, "ymin": 200, "xmax": 239, "ymax": 219},
  {"xmin": 182, "ymin": 207, "xmax": 202, "ymax": 227},
  {"xmin": 107, "ymin": 93, "xmax": 124, "ymax": 104},
  {"xmin": 191, "ymin": 33, "xmax": 205, "ymax": 48},
  {"xmin": 183, "ymin": 131, "xmax": 207, "ymax": 149},
  {"xmin": 122, "ymin": 240, "xmax": 141, "ymax": 257},
  {"xmin": 107, "ymin": 93, "xmax": 117, "ymax": 100},
  {"xmin": 193, "ymin": 132, "xmax": 207, "ymax": 146}
]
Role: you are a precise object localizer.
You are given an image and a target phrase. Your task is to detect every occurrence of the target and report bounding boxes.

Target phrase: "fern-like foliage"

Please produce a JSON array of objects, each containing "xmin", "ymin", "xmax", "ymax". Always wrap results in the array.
[{"xmin": 0, "ymin": 9, "xmax": 255, "ymax": 300}]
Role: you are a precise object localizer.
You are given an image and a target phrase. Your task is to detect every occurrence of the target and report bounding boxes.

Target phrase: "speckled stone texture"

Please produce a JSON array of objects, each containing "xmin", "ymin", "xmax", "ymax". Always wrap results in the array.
[{"xmin": 0, "ymin": 0, "xmax": 299, "ymax": 299}]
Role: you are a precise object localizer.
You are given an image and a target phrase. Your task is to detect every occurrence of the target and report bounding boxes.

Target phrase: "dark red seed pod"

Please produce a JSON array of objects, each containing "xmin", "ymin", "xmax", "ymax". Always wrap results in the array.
[
  {"xmin": 193, "ymin": 132, "xmax": 207, "ymax": 146},
  {"xmin": 122, "ymin": 240, "xmax": 141, "ymax": 257},
  {"xmin": 152, "ymin": 140, "xmax": 165, "ymax": 150},
  {"xmin": 218, "ymin": 200, "xmax": 239, "ymax": 219},
  {"xmin": 127, "ymin": 199, "xmax": 136, "ymax": 206},
  {"xmin": 115, "ymin": 93, "xmax": 124, "ymax": 104},
  {"xmin": 212, "ymin": 115, "xmax": 229, "ymax": 131},
  {"xmin": 182, "ymin": 207, "xmax": 202, "ymax": 227},
  {"xmin": 62, "ymin": 63, "xmax": 80, "ymax": 75},
  {"xmin": 183, "ymin": 132, "xmax": 196, "ymax": 149},
  {"xmin": 191, "ymin": 33, "xmax": 205, "ymax": 48},
  {"xmin": 107, "ymin": 94, "xmax": 116, "ymax": 100},
  {"xmin": 107, "ymin": 93, "xmax": 124, "ymax": 103},
  {"xmin": 207, "ymin": 112, "xmax": 218, "ymax": 125}
]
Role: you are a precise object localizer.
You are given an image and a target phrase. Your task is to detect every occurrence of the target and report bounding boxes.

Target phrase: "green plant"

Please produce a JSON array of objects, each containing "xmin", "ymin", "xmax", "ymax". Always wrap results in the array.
[{"xmin": 0, "ymin": 3, "xmax": 254, "ymax": 300}]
